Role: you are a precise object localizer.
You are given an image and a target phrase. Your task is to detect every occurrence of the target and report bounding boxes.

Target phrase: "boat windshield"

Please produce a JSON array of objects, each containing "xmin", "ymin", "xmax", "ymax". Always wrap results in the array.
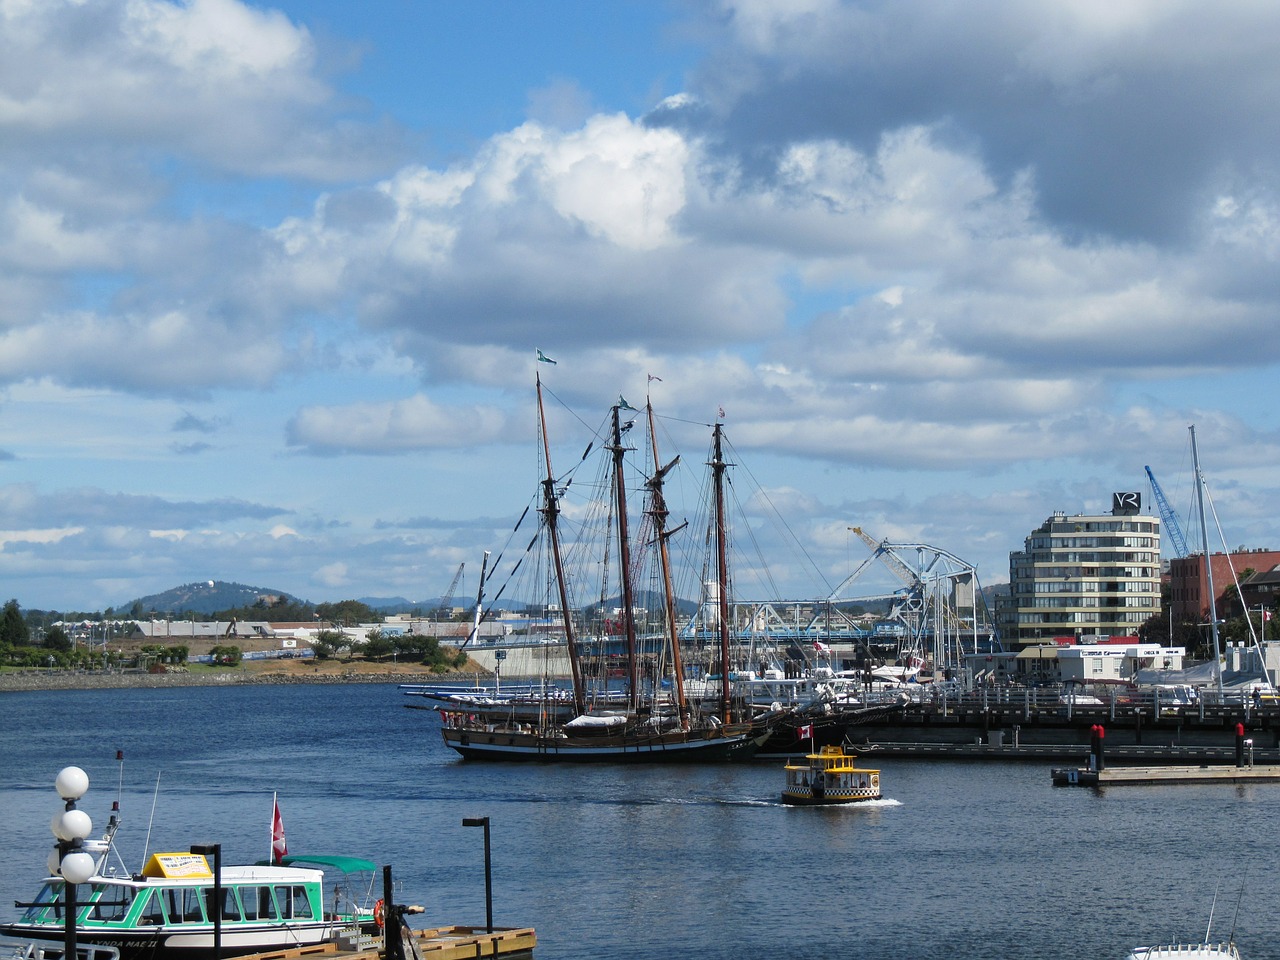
[
  {"xmin": 86, "ymin": 884, "xmax": 135, "ymax": 922},
  {"xmin": 21, "ymin": 883, "xmax": 61, "ymax": 921}
]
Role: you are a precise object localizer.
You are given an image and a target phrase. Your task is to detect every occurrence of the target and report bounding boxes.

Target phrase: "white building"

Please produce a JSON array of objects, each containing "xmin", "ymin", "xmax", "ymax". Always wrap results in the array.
[{"xmin": 1005, "ymin": 493, "xmax": 1162, "ymax": 647}]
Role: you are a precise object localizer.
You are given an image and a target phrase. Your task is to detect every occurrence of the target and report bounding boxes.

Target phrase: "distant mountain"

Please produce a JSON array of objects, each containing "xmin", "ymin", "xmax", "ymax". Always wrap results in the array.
[{"xmin": 125, "ymin": 580, "xmax": 303, "ymax": 616}]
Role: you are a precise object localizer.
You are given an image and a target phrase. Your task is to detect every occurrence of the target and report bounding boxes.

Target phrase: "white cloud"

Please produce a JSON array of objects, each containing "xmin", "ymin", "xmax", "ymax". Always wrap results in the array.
[
  {"xmin": 313, "ymin": 561, "xmax": 348, "ymax": 588},
  {"xmin": 3, "ymin": 0, "xmax": 1280, "ymax": 610},
  {"xmin": 286, "ymin": 395, "xmax": 511, "ymax": 454}
]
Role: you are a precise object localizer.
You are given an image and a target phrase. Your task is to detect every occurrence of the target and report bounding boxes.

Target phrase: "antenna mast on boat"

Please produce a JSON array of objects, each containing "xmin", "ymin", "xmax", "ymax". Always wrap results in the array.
[
  {"xmin": 1190, "ymin": 424, "xmax": 1225, "ymax": 699},
  {"xmin": 537, "ymin": 374, "xmax": 586, "ymax": 716},
  {"xmin": 608, "ymin": 403, "xmax": 641, "ymax": 713},
  {"xmin": 711, "ymin": 422, "xmax": 733, "ymax": 723},
  {"xmin": 645, "ymin": 399, "xmax": 689, "ymax": 728}
]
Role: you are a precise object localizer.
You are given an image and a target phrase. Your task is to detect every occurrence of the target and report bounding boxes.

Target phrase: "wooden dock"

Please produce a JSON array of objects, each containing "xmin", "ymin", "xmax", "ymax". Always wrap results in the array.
[
  {"xmin": 1052, "ymin": 763, "xmax": 1280, "ymax": 787},
  {"xmin": 239, "ymin": 927, "xmax": 536, "ymax": 960}
]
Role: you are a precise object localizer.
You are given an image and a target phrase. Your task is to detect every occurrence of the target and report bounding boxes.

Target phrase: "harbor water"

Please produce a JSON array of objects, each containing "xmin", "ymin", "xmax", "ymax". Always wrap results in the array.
[{"xmin": 3, "ymin": 682, "xmax": 1280, "ymax": 960}]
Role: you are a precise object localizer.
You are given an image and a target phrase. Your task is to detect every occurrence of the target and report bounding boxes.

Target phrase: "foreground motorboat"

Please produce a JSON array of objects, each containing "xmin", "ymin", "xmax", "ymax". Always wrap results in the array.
[
  {"xmin": 2, "ymin": 766, "xmax": 385, "ymax": 960},
  {"xmin": 1, "ymin": 851, "xmax": 384, "ymax": 960}
]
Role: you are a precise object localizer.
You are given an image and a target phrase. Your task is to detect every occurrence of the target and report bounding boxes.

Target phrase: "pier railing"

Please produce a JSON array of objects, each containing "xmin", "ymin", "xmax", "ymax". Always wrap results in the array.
[{"xmin": 888, "ymin": 685, "xmax": 1276, "ymax": 724}]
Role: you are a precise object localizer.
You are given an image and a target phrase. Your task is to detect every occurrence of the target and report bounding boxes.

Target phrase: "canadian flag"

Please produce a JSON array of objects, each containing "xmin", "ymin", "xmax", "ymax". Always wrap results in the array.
[
  {"xmin": 272, "ymin": 798, "xmax": 288, "ymax": 864},
  {"xmin": 797, "ymin": 723, "xmax": 814, "ymax": 741}
]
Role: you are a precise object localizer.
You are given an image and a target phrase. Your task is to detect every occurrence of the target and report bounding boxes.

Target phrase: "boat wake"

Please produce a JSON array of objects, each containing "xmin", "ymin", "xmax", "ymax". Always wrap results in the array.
[{"xmin": 780, "ymin": 796, "xmax": 902, "ymax": 809}]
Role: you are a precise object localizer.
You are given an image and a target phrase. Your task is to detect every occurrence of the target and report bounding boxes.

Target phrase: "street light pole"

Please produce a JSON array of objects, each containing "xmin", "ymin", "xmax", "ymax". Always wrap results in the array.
[
  {"xmin": 190, "ymin": 844, "xmax": 221, "ymax": 960},
  {"xmin": 461, "ymin": 817, "xmax": 492, "ymax": 933},
  {"xmin": 51, "ymin": 767, "xmax": 96, "ymax": 960}
]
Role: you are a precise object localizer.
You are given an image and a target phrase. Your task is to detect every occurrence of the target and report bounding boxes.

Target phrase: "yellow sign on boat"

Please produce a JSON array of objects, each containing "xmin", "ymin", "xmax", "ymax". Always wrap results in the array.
[{"xmin": 142, "ymin": 853, "xmax": 213, "ymax": 879}]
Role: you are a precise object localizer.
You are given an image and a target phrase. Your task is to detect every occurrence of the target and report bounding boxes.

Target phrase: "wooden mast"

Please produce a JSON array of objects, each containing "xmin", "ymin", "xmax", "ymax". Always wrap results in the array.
[
  {"xmin": 537, "ymin": 374, "xmax": 586, "ymax": 716},
  {"xmin": 609, "ymin": 404, "xmax": 641, "ymax": 713},
  {"xmin": 711, "ymin": 422, "xmax": 733, "ymax": 722},
  {"xmin": 645, "ymin": 400, "xmax": 689, "ymax": 728}
]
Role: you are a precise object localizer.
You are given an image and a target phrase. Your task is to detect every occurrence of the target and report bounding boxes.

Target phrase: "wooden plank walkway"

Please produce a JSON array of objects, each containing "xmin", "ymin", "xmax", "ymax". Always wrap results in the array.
[
  {"xmin": 237, "ymin": 927, "xmax": 536, "ymax": 960},
  {"xmin": 1052, "ymin": 764, "xmax": 1280, "ymax": 787}
]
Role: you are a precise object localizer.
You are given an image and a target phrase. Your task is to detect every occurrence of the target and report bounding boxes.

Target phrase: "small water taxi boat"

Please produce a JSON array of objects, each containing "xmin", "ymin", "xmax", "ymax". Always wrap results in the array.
[{"xmin": 781, "ymin": 745, "xmax": 881, "ymax": 806}]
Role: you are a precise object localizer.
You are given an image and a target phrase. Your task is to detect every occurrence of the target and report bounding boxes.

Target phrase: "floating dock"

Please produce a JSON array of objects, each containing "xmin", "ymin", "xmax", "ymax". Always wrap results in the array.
[
  {"xmin": 242, "ymin": 926, "xmax": 536, "ymax": 960},
  {"xmin": 1052, "ymin": 764, "xmax": 1280, "ymax": 787},
  {"xmin": 1049, "ymin": 723, "xmax": 1280, "ymax": 787}
]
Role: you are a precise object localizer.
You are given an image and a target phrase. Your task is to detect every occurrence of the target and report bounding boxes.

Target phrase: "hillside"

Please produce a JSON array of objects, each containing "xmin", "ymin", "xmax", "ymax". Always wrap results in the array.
[{"xmin": 124, "ymin": 580, "xmax": 303, "ymax": 616}]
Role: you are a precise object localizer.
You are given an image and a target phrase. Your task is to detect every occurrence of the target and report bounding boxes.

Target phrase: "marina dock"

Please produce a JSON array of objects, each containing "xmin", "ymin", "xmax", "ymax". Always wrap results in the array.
[
  {"xmin": 239, "ymin": 927, "xmax": 536, "ymax": 960},
  {"xmin": 1046, "ymin": 722, "xmax": 1280, "ymax": 787},
  {"xmin": 1051, "ymin": 763, "xmax": 1280, "ymax": 787},
  {"xmin": 847, "ymin": 739, "xmax": 1280, "ymax": 764}
]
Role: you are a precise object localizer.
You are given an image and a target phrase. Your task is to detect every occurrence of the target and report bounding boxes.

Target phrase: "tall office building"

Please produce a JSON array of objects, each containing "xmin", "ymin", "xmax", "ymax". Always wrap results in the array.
[{"xmin": 1005, "ymin": 493, "xmax": 1162, "ymax": 646}]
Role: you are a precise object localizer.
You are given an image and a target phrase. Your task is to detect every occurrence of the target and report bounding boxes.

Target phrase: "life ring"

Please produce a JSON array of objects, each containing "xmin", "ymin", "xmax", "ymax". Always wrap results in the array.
[{"xmin": 373, "ymin": 899, "xmax": 385, "ymax": 928}]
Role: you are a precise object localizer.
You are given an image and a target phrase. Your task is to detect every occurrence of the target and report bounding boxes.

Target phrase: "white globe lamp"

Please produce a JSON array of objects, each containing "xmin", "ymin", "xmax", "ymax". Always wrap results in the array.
[
  {"xmin": 60, "ymin": 851, "xmax": 96, "ymax": 885},
  {"xmin": 59, "ymin": 809, "xmax": 92, "ymax": 842},
  {"xmin": 55, "ymin": 767, "xmax": 89, "ymax": 801}
]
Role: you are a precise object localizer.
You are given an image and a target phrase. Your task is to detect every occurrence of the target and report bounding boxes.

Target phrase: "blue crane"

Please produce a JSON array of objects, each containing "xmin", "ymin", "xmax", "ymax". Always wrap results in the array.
[{"xmin": 1144, "ymin": 465, "xmax": 1189, "ymax": 558}]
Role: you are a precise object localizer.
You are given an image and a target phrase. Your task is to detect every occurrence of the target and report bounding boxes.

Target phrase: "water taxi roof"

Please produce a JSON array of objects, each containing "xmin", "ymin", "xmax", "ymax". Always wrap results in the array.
[{"xmin": 272, "ymin": 855, "xmax": 378, "ymax": 873}]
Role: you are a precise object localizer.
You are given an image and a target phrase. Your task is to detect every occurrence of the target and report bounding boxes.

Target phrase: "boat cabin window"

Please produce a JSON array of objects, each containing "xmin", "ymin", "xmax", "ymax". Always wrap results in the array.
[
  {"xmin": 273, "ymin": 885, "xmax": 314, "ymax": 920},
  {"xmin": 239, "ymin": 886, "xmax": 282, "ymax": 921},
  {"xmin": 135, "ymin": 890, "xmax": 166, "ymax": 926},
  {"xmin": 162, "ymin": 887, "xmax": 206, "ymax": 924},
  {"xmin": 207, "ymin": 887, "xmax": 241, "ymax": 922},
  {"xmin": 87, "ymin": 884, "xmax": 135, "ymax": 922},
  {"xmin": 22, "ymin": 883, "xmax": 61, "ymax": 920}
]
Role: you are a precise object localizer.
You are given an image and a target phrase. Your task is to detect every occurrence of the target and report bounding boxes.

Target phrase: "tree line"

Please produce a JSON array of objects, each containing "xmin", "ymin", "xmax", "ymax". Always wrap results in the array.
[{"xmin": 0, "ymin": 596, "xmax": 467, "ymax": 672}]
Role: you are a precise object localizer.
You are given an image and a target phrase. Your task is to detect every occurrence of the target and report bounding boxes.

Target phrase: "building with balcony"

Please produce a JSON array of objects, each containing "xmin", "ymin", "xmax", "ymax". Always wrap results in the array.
[{"xmin": 1004, "ymin": 493, "xmax": 1162, "ymax": 647}]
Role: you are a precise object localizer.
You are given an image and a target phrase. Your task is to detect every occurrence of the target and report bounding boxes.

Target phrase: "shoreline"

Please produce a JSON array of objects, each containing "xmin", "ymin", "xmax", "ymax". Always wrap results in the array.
[{"xmin": 0, "ymin": 665, "xmax": 476, "ymax": 693}]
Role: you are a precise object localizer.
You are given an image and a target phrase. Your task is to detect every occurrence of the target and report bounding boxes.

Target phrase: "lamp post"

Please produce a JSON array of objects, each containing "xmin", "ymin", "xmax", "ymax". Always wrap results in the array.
[
  {"xmin": 189, "ymin": 844, "xmax": 222, "ymax": 960},
  {"xmin": 461, "ymin": 817, "xmax": 492, "ymax": 933},
  {"xmin": 51, "ymin": 766, "xmax": 96, "ymax": 960}
]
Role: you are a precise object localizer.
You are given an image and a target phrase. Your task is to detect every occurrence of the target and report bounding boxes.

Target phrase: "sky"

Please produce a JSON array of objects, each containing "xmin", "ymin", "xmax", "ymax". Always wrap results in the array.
[{"xmin": 3, "ymin": 0, "xmax": 1280, "ymax": 613}]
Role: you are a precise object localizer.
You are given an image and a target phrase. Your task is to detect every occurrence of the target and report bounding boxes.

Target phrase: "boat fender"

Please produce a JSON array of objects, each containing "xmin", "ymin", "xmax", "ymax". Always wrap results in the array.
[{"xmin": 373, "ymin": 899, "xmax": 385, "ymax": 928}]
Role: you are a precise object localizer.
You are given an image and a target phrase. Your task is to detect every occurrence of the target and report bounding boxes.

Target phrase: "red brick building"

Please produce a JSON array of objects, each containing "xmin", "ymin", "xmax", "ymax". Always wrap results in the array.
[{"xmin": 1169, "ymin": 549, "xmax": 1280, "ymax": 621}]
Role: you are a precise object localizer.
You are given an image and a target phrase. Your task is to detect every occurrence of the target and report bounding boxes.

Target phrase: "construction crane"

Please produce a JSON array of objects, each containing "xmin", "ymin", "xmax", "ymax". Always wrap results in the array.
[
  {"xmin": 848, "ymin": 527, "xmax": 922, "ymax": 593},
  {"xmin": 831, "ymin": 527, "xmax": 996, "ymax": 674},
  {"xmin": 436, "ymin": 562, "xmax": 465, "ymax": 620},
  {"xmin": 1144, "ymin": 465, "xmax": 1189, "ymax": 558}
]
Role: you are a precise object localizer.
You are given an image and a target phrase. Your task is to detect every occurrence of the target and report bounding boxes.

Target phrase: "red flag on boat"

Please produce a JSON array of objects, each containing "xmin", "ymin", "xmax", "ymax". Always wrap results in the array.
[
  {"xmin": 797, "ymin": 723, "xmax": 813, "ymax": 741},
  {"xmin": 271, "ymin": 798, "xmax": 288, "ymax": 864}
]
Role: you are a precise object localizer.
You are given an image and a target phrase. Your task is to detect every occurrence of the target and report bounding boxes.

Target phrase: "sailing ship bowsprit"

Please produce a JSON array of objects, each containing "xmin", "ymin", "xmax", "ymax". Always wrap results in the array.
[{"xmin": 438, "ymin": 376, "xmax": 766, "ymax": 761}]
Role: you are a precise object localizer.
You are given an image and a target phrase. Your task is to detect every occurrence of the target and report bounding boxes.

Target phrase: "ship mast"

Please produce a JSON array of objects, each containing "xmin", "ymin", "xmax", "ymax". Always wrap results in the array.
[
  {"xmin": 1190, "ymin": 424, "xmax": 1224, "ymax": 698},
  {"xmin": 645, "ymin": 400, "xmax": 689, "ymax": 728},
  {"xmin": 711, "ymin": 423, "xmax": 733, "ymax": 722},
  {"xmin": 609, "ymin": 404, "xmax": 641, "ymax": 713},
  {"xmin": 537, "ymin": 374, "xmax": 586, "ymax": 716}
]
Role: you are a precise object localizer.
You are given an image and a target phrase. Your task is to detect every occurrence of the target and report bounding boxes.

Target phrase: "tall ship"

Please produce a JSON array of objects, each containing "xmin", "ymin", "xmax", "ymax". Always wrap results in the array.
[{"xmin": 438, "ymin": 373, "xmax": 766, "ymax": 761}]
